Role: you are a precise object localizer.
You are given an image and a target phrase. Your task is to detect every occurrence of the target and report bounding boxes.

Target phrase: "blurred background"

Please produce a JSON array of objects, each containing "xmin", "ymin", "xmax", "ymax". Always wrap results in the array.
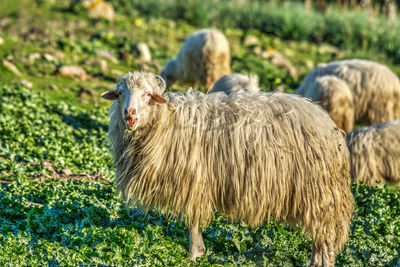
[{"xmin": 1, "ymin": 0, "xmax": 400, "ymax": 102}]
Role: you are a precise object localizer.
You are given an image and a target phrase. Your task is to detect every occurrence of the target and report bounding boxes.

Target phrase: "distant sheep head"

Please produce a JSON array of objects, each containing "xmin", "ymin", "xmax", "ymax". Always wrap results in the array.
[
  {"xmin": 161, "ymin": 59, "xmax": 179, "ymax": 88},
  {"xmin": 101, "ymin": 72, "xmax": 167, "ymax": 131}
]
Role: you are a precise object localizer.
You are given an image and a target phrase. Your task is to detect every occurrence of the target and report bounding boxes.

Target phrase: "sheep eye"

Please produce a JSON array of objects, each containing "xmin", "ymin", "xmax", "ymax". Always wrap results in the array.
[{"xmin": 145, "ymin": 92, "xmax": 151, "ymax": 97}]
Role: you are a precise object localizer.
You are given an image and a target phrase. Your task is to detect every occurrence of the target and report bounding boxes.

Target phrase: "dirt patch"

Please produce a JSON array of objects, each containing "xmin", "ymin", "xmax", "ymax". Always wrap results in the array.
[{"xmin": 35, "ymin": 161, "xmax": 111, "ymax": 184}]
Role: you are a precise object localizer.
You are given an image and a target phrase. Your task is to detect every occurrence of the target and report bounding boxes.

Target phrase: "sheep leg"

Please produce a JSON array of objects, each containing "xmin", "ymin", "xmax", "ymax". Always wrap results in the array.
[
  {"xmin": 321, "ymin": 241, "xmax": 335, "ymax": 267},
  {"xmin": 310, "ymin": 241, "xmax": 322, "ymax": 267},
  {"xmin": 189, "ymin": 223, "xmax": 206, "ymax": 261},
  {"xmin": 310, "ymin": 241, "xmax": 335, "ymax": 267}
]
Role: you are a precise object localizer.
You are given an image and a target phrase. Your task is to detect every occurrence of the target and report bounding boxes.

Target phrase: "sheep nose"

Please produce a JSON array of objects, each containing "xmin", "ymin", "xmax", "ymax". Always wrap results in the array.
[{"xmin": 125, "ymin": 107, "xmax": 136, "ymax": 116}]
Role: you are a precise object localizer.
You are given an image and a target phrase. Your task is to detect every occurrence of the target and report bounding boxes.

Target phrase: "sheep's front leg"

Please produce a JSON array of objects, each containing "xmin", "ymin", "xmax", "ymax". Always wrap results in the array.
[
  {"xmin": 321, "ymin": 242, "xmax": 335, "ymax": 267},
  {"xmin": 189, "ymin": 223, "xmax": 206, "ymax": 261}
]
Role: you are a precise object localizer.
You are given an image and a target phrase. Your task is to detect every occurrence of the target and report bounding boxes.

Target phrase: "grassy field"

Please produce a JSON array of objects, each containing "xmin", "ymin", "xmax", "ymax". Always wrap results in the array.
[{"xmin": 0, "ymin": 0, "xmax": 399, "ymax": 266}]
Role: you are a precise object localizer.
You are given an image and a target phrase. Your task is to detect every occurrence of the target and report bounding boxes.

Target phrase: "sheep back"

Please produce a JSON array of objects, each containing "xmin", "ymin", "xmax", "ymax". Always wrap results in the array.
[
  {"xmin": 346, "ymin": 120, "xmax": 400, "ymax": 186},
  {"xmin": 297, "ymin": 59, "xmax": 400, "ymax": 126},
  {"xmin": 209, "ymin": 73, "xmax": 260, "ymax": 94},
  {"xmin": 300, "ymin": 75, "xmax": 354, "ymax": 133}
]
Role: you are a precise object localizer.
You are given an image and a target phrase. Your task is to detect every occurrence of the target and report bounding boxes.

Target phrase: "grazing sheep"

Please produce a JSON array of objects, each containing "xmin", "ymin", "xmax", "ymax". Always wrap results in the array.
[
  {"xmin": 346, "ymin": 120, "xmax": 400, "ymax": 186},
  {"xmin": 300, "ymin": 75, "xmax": 354, "ymax": 133},
  {"xmin": 161, "ymin": 29, "xmax": 231, "ymax": 89},
  {"xmin": 208, "ymin": 73, "xmax": 261, "ymax": 94},
  {"xmin": 296, "ymin": 59, "xmax": 400, "ymax": 132},
  {"xmin": 102, "ymin": 71, "xmax": 354, "ymax": 266}
]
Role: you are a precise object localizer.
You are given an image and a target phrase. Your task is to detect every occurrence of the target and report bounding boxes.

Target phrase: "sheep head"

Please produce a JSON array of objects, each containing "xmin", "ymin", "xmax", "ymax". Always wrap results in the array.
[
  {"xmin": 101, "ymin": 72, "xmax": 167, "ymax": 131},
  {"xmin": 161, "ymin": 59, "xmax": 178, "ymax": 88}
]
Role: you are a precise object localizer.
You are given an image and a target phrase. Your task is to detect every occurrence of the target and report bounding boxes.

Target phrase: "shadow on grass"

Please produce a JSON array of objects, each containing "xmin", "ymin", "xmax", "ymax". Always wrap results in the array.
[
  {"xmin": 60, "ymin": 113, "xmax": 107, "ymax": 132},
  {"xmin": 1, "ymin": 180, "xmax": 399, "ymax": 266}
]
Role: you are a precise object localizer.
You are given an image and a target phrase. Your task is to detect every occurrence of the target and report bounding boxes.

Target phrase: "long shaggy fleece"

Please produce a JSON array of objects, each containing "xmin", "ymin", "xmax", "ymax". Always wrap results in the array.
[
  {"xmin": 161, "ymin": 28, "xmax": 231, "ymax": 88},
  {"xmin": 106, "ymin": 72, "xmax": 354, "ymax": 266},
  {"xmin": 209, "ymin": 73, "xmax": 260, "ymax": 94},
  {"xmin": 296, "ymin": 59, "xmax": 400, "ymax": 131},
  {"xmin": 346, "ymin": 120, "xmax": 400, "ymax": 186},
  {"xmin": 300, "ymin": 75, "xmax": 354, "ymax": 133}
]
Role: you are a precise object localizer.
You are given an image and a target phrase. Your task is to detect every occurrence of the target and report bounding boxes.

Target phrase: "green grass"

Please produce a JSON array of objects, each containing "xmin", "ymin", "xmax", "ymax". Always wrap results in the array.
[
  {"xmin": 0, "ymin": 0, "xmax": 399, "ymax": 265},
  {"xmin": 107, "ymin": 0, "xmax": 400, "ymax": 64},
  {"xmin": 0, "ymin": 68, "xmax": 399, "ymax": 267}
]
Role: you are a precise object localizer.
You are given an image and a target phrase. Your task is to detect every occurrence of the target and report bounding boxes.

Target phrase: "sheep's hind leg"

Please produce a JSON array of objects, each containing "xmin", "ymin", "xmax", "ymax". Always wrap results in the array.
[
  {"xmin": 321, "ymin": 241, "xmax": 335, "ymax": 267},
  {"xmin": 310, "ymin": 241, "xmax": 322, "ymax": 267},
  {"xmin": 189, "ymin": 222, "xmax": 206, "ymax": 261},
  {"xmin": 310, "ymin": 241, "xmax": 334, "ymax": 267}
]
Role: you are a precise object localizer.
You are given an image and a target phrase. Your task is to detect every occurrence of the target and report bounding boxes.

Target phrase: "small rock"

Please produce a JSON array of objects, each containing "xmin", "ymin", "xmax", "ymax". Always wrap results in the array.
[
  {"xmin": 85, "ymin": 58, "xmax": 107, "ymax": 72},
  {"xmin": 110, "ymin": 69, "xmax": 123, "ymax": 76},
  {"xmin": 59, "ymin": 65, "xmax": 87, "ymax": 81},
  {"xmin": 137, "ymin": 63, "xmax": 152, "ymax": 71},
  {"xmin": 243, "ymin": 35, "xmax": 259, "ymax": 47},
  {"xmin": 41, "ymin": 161, "xmax": 56, "ymax": 174},
  {"xmin": 20, "ymin": 79, "xmax": 33, "ymax": 88},
  {"xmin": 273, "ymin": 37, "xmax": 281, "ymax": 44},
  {"xmin": 3, "ymin": 60, "xmax": 21, "ymax": 76},
  {"xmin": 133, "ymin": 42, "xmax": 151, "ymax": 62},
  {"xmin": 49, "ymin": 84, "xmax": 58, "ymax": 90},
  {"xmin": 288, "ymin": 41, "xmax": 297, "ymax": 49},
  {"xmin": 0, "ymin": 37, "xmax": 4, "ymax": 45},
  {"xmin": 270, "ymin": 53, "xmax": 297, "ymax": 77},
  {"xmin": 260, "ymin": 50, "xmax": 271, "ymax": 59},
  {"xmin": 0, "ymin": 17, "xmax": 11, "ymax": 28},
  {"xmin": 83, "ymin": 0, "xmax": 115, "ymax": 22},
  {"xmin": 61, "ymin": 168, "xmax": 72, "ymax": 176},
  {"xmin": 260, "ymin": 47, "xmax": 278, "ymax": 59},
  {"xmin": 6, "ymin": 55, "xmax": 14, "ymax": 61},
  {"xmin": 28, "ymin": 53, "xmax": 41, "ymax": 64},
  {"xmin": 96, "ymin": 49, "xmax": 118, "ymax": 62},
  {"xmin": 273, "ymin": 85, "xmax": 285, "ymax": 93},
  {"xmin": 305, "ymin": 60, "xmax": 314, "ymax": 69},
  {"xmin": 252, "ymin": 46, "xmax": 262, "ymax": 56},
  {"xmin": 53, "ymin": 50, "xmax": 66, "ymax": 60},
  {"xmin": 318, "ymin": 44, "xmax": 340, "ymax": 55},
  {"xmin": 284, "ymin": 48, "xmax": 295, "ymax": 58},
  {"xmin": 168, "ymin": 20, "xmax": 176, "ymax": 28},
  {"xmin": 43, "ymin": 53, "xmax": 56, "ymax": 62}
]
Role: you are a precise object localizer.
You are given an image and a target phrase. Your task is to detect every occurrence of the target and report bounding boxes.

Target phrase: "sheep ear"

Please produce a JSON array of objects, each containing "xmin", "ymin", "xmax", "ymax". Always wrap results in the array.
[
  {"xmin": 101, "ymin": 90, "xmax": 119, "ymax": 100},
  {"xmin": 151, "ymin": 93, "xmax": 167, "ymax": 104}
]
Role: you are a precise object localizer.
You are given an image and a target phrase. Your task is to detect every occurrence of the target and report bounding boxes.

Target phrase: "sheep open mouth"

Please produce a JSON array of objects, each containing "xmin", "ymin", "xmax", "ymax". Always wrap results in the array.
[{"xmin": 126, "ymin": 118, "xmax": 137, "ymax": 126}]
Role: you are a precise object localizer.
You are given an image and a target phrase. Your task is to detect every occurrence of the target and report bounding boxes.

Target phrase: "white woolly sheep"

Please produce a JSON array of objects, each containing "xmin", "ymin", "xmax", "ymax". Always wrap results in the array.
[
  {"xmin": 296, "ymin": 59, "xmax": 400, "ymax": 132},
  {"xmin": 102, "ymin": 71, "xmax": 354, "ymax": 267},
  {"xmin": 346, "ymin": 120, "xmax": 400, "ymax": 186},
  {"xmin": 299, "ymin": 75, "xmax": 354, "ymax": 133},
  {"xmin": 208, "ymin": 73, "xmax": 261, "ymax": 94},
  {"xmin": 161, "ymin": 29, "xmax": 231, "ymax": 89}
]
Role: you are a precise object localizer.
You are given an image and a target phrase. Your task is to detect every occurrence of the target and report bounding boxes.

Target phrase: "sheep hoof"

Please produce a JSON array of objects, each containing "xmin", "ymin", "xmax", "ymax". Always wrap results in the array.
[{"xmin": 190, "ymin": 249, "xmax": 205, "ymax": 261}]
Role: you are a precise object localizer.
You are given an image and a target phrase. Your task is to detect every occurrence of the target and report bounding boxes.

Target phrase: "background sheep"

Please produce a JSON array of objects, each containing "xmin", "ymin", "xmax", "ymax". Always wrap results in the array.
[
  {"xmin": 300, "ymin": 75, "xmax": 354, "ymax": 133},
  {"xmin": 102, "ymin": 71, "xmax": 354, "ymax": 266},
  {"xmin": 208, "ymin": 73, "xmax": 261, "ymax": 94},
  {"xmin": 346, "ymin": 120, "xmax": 400, "ymax": 186},
  {"xmin": 161, "ymin": 29, "xmax": 231, "ymax": 89},
  {"xmin": 296, "ymin": 59, "xmax": 400, "ymax": 132}
]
